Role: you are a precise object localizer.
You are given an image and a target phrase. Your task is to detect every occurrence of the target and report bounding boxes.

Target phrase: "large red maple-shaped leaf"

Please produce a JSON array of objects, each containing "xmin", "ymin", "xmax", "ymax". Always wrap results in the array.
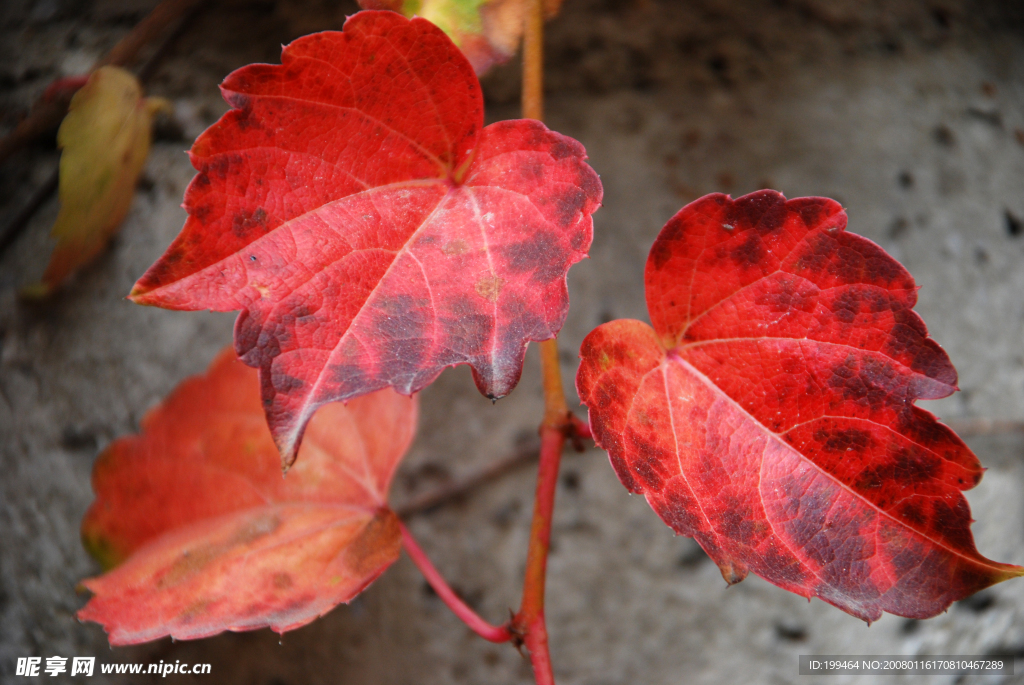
[
  {"xmin": 78, "ymin": 348, "xmax": 416, "ymax": 645},
  {"xmin": 130, "ymin": 10, "xmax": 601, "ymax": 467},
  {"xmin": 577, "ymin": 190, "xmax": 1022, "ymax": 622}
]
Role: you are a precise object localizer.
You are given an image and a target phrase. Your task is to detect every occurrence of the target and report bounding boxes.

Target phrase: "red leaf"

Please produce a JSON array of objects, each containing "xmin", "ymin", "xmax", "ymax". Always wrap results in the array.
[
  {"xmin": 577, "ymin": 190, "xmax": 1022, "ymax": 622},
  {"xmin": 78, "ymin": 348, "xmax": 416, "ymax": 645},
  {"xmin": 129, "ymin": 11, "xmax": 602, "ymax": 467}
]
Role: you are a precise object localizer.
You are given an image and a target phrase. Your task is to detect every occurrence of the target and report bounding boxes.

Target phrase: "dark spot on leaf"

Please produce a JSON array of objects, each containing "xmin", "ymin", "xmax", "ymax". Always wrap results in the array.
[
  {"xmin": 755, "ymin": 275, "xmax": 816, "ymax": 314},
  {"xmin": 792, "ymin": 198, "xmax": 827, "ymax": 228},
  {"xmin": 898, "ymin": 501, "xmax": 927, "ymax": 526},
  {"xmin": 580, "ymin": 168, "xmax": 601, "ymax": 205},
  {"xmin": 193, "ymin": 203, "xmax": 212, "ymax": 221},
  {"xmin": 718, "ymin": 496, "xmax": 763, "ymax": 543},
  {"xmin": 609, "ymin": 452, "xmax": 640, "ymax": 493},
  {"xmin": 730, "ymin": 233, "xmax": 764, "ymax": 266},
  {"xmin": 657, "ymin": 488, "xmax": 701, "ymax": 532},
  {"xmin": 932, "ymin": 499, "xmax": 972, "ymax": 550},
  {"xmin": 226, "ymin": 92, "xmax": 251, "ymax": 111},
  {"xmin": 548, "ymin": 137, "xmax": 577, "ymax": 160},
  {"xmin": 815, "ymin": 427, "xmax": 872, "ymax": 454},
  {"xmin": 234, "ymin": 107, "xmax": 264, "ymax": 132},
  {"xmin": 650, "ymin": 217, "xmax": 683, "ymax": 270},
  {"xmin": 328, "ymin": 363, "xmax": 371, "ymax": 396},
  {"xmin": 503, "ymin": 232, "xmax": 564, "ymax": 283},
  {"xmin": 206, "ymin": 155, "xmax": 232, "ymax": 180},
  {"xmin": 554, "ymin": 188, "xmax": 587, "ymax": 226},
  {"xmin": 437, "ymin": 295, "xmax": 491, "ymax": 361},
  {"xmin": 761, "ymin": 544, "xmax": 806, "ymax": 585},
  {"xmin": 952, "ymin": 563, "xmax": 998, "ymax": 599},
  {"xmin": 274, "ymin": 373, "xmax": 304, "ymax": 393},
  {"xmin": 893, "ymin": 448, "xmax": 940, "ymax": 483},
  {"xmin": 832, "ymin": 289, "xmax": 861, "ymax": 324},
  {"xmin": 730, "ymin": 190, "xmax": 785, "ymax": 234},
  {"xmin": 519, "ymin": 160, "xmax": 544, "ymax": 183},
  {"xmin": 570, "ymin": 229, "xmax": 587, "ymax": 251},
  {"xmin": 373, "ymin": 296, "xmax": 430, "ymax": 387},
  {"xmin": 630, "ymin": 449, "xmax": 665, "ymax": 490},
  {"xmin": 826, "ymin": 356, "xmax": 899, "ymax": 411},
  {"xmin": 856, "ymin": 467, "xmax": 883, "ymax": 491},
  {"xmin": 233, "ymin": 208, "xmax": 269, "ymax": 239}
]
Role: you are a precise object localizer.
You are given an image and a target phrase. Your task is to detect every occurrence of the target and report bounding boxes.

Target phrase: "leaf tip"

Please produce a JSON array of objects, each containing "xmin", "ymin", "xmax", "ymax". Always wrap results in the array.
[
  {"xmin": 279, "ymin": 451, "xmax": 296, "ymax": 474},
  {"xmin": 277, "ymin": 435, "xmax": 300, "ymax": 474},
  {"xmin": 998, "ymin": 564, "xmax": 1024, "ymax": 581},
  {"xmin": 716, "ymin": 557, "xmax": 749, "ymax": 586},
  {"xmin": 126, "ymin": 284, "xmax": 152, "ymax": 305}
]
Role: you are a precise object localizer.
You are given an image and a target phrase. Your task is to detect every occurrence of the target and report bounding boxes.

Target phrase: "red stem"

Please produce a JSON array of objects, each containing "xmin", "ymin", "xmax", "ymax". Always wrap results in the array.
[
  {"xmin": 512, "ymin": 426, "xmax": 565, "ymax": 684},
  {"xmin": 400, "ymin": 521, "xmax": 513, "ymax": 644}
]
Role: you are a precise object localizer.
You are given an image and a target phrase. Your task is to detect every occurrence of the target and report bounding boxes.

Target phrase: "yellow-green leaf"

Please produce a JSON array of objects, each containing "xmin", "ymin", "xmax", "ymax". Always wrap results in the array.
[
  {"xmin": 23, "ymin": 66, "xmax": 169, "ymax": 297},
  {"xmin": 359, "ymin": 0, "xmax": 564, "ymax": 74}
]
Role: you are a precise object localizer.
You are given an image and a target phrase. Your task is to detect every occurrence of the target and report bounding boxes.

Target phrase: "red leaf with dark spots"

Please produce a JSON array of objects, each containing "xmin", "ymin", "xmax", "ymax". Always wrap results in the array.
[
  {"xmin": 78, "ymin": 348, "xmax": 416, "ymax": 645},
  {"xmin": 577, "ymin": 190, "xmax": 1022, "ymax": 622},
  {"xmin": 130, "ymin": 11, "xmax": 601, "ymax": 467}
]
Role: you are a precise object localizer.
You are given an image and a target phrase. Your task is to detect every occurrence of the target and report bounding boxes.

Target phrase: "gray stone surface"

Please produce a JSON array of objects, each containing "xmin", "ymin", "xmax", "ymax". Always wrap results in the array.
[{"xmin": 2, "ymin": 1, "xmax": 1023, "ymax": 683}]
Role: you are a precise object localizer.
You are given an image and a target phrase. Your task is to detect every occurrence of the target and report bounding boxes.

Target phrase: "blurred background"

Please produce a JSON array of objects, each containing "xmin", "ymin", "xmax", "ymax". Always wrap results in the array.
[{"xmin": 1, "ymin": 0, "xmax": 1023, "ymax": 682}]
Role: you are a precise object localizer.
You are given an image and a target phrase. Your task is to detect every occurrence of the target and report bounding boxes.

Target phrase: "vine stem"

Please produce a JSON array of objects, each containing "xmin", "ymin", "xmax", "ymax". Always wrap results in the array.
[
  {"xmin": 511, "ymin": 3, "xmax": 569, "ymax": 683},
  {"xmin": 400, "ymin": 522, "xmax": 514, "ymax": 643},
  {"xmin": 514, "ymin": 422, "xmax": 565, "ymax": 685}
]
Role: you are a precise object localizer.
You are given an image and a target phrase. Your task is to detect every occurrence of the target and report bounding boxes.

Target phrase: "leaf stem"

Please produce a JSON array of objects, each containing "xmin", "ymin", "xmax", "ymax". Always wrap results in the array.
[{"xmin": 399, "ymin": 522, "xmax": 513, "ymax": 643}]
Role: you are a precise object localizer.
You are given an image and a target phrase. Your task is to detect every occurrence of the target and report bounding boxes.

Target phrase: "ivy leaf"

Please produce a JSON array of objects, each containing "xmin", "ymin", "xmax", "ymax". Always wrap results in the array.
[
  {"xmin": 577, "ymin": 190, "xmax": 1022, "ymax": 622},
  {"xmin": 23, "ymin": 66, "xmax": 169, "ymax": 298},
  {"xmin": 358, "ymin": 0, "xmax": 564, "ymax": 75},
  {"xmin": 130, "ymin": 11, "xmax": 601, "ymax": 468},
  {"xmin": 77, "ymin": 348, "xmax": 416, "ymax": 645}
]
